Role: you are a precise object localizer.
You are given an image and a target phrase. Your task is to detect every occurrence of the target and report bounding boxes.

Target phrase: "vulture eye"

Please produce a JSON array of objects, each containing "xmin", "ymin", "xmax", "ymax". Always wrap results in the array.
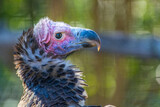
[{"xmin": 55, "ymin": 33, "xmax": 63, "ymax": 39}]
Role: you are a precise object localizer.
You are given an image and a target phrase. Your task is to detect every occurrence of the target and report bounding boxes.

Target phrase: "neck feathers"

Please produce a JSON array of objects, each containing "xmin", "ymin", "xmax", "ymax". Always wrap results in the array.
[{"xmin": 14, "ymin": 28, "xmax": 87, "ymax": 107}]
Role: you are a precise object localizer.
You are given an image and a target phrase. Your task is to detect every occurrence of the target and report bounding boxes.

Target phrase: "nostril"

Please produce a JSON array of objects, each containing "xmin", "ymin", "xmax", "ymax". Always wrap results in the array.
[{"xmin": 77, "ymin": 32, "xmax": 80, "ymax": 36}]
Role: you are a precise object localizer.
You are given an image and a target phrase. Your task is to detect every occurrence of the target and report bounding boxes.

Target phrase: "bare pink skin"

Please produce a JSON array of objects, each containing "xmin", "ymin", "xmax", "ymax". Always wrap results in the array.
[{"xmin": 34, "ymin": 18, "xmax": 75, "ymax": 55}]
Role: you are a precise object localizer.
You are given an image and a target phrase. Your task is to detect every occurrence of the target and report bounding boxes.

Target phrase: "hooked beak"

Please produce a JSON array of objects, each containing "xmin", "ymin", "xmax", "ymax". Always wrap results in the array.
[{"xmin": 71, "ymin": 27, "xmax": 101, "ymax": 51}]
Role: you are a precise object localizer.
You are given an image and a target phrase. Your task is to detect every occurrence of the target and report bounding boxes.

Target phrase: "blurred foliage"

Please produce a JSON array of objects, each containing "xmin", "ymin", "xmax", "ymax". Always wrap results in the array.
[
  {"xmin": 1, "ymin": 0, "xmax": 160, "ymax": 107},
  {"xmin": 0, "ymin": 61, "xmax": 22, "ymax": 106}
]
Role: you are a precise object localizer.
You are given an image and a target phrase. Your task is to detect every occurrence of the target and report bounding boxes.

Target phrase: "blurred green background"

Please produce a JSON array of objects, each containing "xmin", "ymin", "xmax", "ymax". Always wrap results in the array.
[{"xmin": 0, "ymin": 0, "xmax": 160, "ymax": 107}]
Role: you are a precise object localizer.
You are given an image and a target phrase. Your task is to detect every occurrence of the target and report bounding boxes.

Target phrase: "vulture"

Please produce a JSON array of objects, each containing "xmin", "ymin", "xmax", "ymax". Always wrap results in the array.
[{"xmin": 14, "ymin": 17, "xmax": 101, "ymax": 107}]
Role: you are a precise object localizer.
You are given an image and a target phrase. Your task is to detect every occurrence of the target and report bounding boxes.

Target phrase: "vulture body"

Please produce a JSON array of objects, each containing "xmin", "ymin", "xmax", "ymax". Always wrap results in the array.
[{"xmin": 14, "ymin": 18, "xmax": 101, "ymax": 107}]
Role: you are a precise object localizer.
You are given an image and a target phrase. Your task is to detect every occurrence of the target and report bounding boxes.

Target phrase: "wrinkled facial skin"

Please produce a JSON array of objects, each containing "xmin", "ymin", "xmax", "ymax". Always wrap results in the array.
[
  {"xmin": 51, "ymin": 28, "xmax": 75, "ymax": 55},
  {"xmin": 42, "ymin": 25, "xmax": 77, "ymax": 55},
  {"xmin": 34, "ymin": 18, "xmax": 100, "ymax": 57}
]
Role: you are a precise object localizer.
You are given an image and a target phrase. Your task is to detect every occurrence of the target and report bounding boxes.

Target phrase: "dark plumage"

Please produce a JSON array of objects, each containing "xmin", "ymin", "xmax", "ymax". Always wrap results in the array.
[{"xmin": 14, "ymin": 18, "xmax": 101, "ymax": 107}]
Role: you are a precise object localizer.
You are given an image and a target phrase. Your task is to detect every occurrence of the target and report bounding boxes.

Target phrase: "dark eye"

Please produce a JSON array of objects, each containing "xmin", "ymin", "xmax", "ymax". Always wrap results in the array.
[{"xmin": 55, "ymin": 33, "xmax": 62, "ymax": 39}]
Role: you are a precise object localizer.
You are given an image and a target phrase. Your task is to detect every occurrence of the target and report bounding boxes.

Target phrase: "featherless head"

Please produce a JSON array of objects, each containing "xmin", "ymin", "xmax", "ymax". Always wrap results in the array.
[{"xmin": 33, "ymin": 17, "xmax": 101, "ymax": 57}]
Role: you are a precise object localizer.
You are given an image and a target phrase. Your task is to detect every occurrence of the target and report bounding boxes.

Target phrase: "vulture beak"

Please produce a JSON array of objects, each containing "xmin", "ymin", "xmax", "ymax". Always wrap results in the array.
[{"xmin": 71, "ymin": 27, "xmax": 101, "ymax": 51}]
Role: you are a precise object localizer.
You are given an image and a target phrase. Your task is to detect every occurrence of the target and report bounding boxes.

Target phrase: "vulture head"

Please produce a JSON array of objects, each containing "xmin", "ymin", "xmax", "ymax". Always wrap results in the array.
[
  {"xmin": 34, "ymin": 18, "xmax": 100, "ymax": 57},
  {"xmin": 14, "ymin": 17, "xmax": 101, "ymax": 107}
]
